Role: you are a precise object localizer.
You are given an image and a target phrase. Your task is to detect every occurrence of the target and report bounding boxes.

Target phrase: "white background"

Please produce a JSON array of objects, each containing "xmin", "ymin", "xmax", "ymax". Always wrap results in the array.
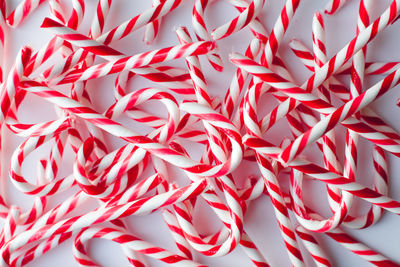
[{"xmin": 3, "ymin": 0, "xmax": 400, "ymax": 266}]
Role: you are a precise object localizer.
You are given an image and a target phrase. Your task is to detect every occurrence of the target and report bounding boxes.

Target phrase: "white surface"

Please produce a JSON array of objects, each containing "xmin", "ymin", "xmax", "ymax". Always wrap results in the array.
[{"xmin": 3, "ymin": 0, "xmax": 400, "ymax": 266}]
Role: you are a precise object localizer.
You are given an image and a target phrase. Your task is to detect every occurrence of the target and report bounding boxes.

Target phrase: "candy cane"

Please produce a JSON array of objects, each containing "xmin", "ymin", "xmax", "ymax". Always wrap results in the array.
[
  {"xmin": 295, "ymin": 226, "xmax": 331, "ymax": 267},
  {"xmin": 211, "ymin": 0, "xmax": 266, "ymax": 40},
  {"xmin": 262, "ymin": 0, "xmax": 301, "ymax": 66},
  {"xmin": 144, "ymin": 0, "xmax": 162, "ymax": 44},
  {"xmin": 192, "ymin": 0, "xmax": 224, "ymax": 71},
  {"xmin": 6, "ymin": 0, "xmax": 46, "ymax": 27},
  {"xmin": 89, "ymin": 0, "xmax": 112, "ymax": 39},
  {"xmin": 324, "ymin": 0, "xmax": 348, "ymax": 15},
  {"xmin": 325, "ymin": 228, "xmax": 398, "ymax": 266},
  {"xmin": 73, "ymin": 227, "xmax": 205, "ymax": 266}
]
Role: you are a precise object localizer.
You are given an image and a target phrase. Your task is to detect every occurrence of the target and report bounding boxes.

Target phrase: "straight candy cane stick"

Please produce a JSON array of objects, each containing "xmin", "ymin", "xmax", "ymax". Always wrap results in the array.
[
  {"xmin": 6, "ymin": 0, "xmax": 46, "ymax": 27},
  {"xmin": 324, "ymin": 0, "xmax": 348, "ymax": 15},
  {"xmin": 211, "ymin": 0, "xmax": 266, "ymax": 40}
]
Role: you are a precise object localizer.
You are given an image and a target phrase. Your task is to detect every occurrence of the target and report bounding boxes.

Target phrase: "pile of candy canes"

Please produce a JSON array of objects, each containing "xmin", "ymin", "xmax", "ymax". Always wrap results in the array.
[{"xmin": 0, "ymin": 0, "xmax": 399, "ymax": 266}]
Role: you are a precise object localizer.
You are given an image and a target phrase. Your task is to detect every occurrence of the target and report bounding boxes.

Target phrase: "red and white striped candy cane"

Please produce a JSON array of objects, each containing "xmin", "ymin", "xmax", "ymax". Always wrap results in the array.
[
  {"xmin": 98, "ymin": 0, "xmax": 183, "ymax": 45},
  {"xmin": 364, "ymin": 62, "xmax": 400, "ymax": 75},
  {"xmin": 89, "ymin": 0, "xmax": 112, "ymax": 39},
  {"xmin": 289, "ymin": 39, "xmax": 351, "ymax": 102},
  {"xmin": 235, "ymin": 51, "xmax": 398, "ymax": 146},
  {"xmin": 294, "ymin": 226, "xmax": 332, "ymax": 267},
  {"xmin": 43, "ymin": 14, "xmax": 189, "ymax": 159},
  {"xmin": 114, "ymin": 65, "xmax": 195, "ymax": 98},
  {"xmin": 161, "ymin": 208, "xmax": 194, "ymax": 259},
  {"xmin": 48, "ymin": 0, "xmax": 67, "ymax": 24},
  {"xmin": 173, "ymin": 195, "xmax": 269, "ymax": 265},
  {"xmin": 243, "ymin": 82, "xmax": 305, "ymax": 266},
  {"xmin": 167, "ymin": 172, "xmax": 267, "ymax": 264},
  {"xmin": 0, "ymin": 47, "xmax": 32, "ymax": 122},
  {"xmin": 254, "ymin": 154, "xmax": 305, "ymax": 265},
  {"xmin": 106, "ymin": 173, "xmax": 161, "ymax": 208},
  {"xmin": 324, "ymin": 0, "xmax": 348, "ymax": 15},
  {"xmin": 6, "ymin": 0, "xmax": 46, "ymax": 27},
  {"xmin": 231, "ymin": 0, "xmax": 269, "ymax": 42},
  {"xmin": 325, "ymin": 227, "xmax": 400, "ymax": 266},
  {"xmin": 67, "ymin": 0, "xmax": 85, "ymax": 30},
  {"xmin": 211, "ymin": 0, "xmax": 265, "ymax": 40},
  {"xmin": 172, "ymin": 184, "xmax": 243, "ymax": 257},
  {"xmin": 278, "ymin": 74, "xmax": 400, "ymax": 163},
  {"xmin": 82, "ymin": 88, "xmax": 177, "ymax": 198},
  {"xmin": 262, "ymin": 0, "xmax": 301, "ymax": 67},
  {"xmin": 73, "ymin": 227, "xmax": 150, "ymax": 267},
  {"xmin": 192, "ymin": 0, "xmax": 224, "ymax": 71},
  {"xmin": 27, "ymin": 191, "xmax": 87, "ymax": 229},
  {"xmin": 0, "ymin": 206, "xmax": 20, "ymax": 246},
  {"xmin": 343, "ymin": 145, "xmax": 389, "ymax": 228},
  {"xmin": 175, "ymin": 26, "xmax": 213, "ymax": 106},
  {"xmin": 153, "ymin": 57, "xmax": 258, "ymax": 261},
  {"xmin": 223, "ymin": 38, "xmax": 262, "ymax": 119},
  {"xmin": 10, "ymin": 133, "xmax": 75, "ymax": 196},
  {"xmin": 262, "ymin": 0, "xmax": 400, "ymax": 95},
  {"xmin": 236, "ymin": 0, "xmax": 319, "ymax": 139},
  {"xmin": 289, "ymin": 168, "xmax": 344, "ymax": 232},
  {"xmin": 311, "ymin": 11, "xmax": 340, "ymax": 169},
  {"xmin": 192, "ymin": 0, "xmax": 266, "ymax": 71},
  {"xmin": 10, "ymin": 232, "xmax": 73, "ymax": 266},
  {"xmin": 289, "ymin": 39, "xmax": 316, "ymax": 71},
  {"xmin": 70, "ymin": 0, "xmax": 111, "ymax": 139},
  {"xmin": 144, "ymin": 0, "xmax": 162, "ymax": 44},
  {"xmin": 309, "ymin": 0, "xmax": 400, "ymax": 90},
  {"xmin": 14, "ymin": 170, "xmax": 143, "ymax": 265},
  {"xmin": 73, "ymin": 227, "xmax": 205, "ymax": 266}
]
